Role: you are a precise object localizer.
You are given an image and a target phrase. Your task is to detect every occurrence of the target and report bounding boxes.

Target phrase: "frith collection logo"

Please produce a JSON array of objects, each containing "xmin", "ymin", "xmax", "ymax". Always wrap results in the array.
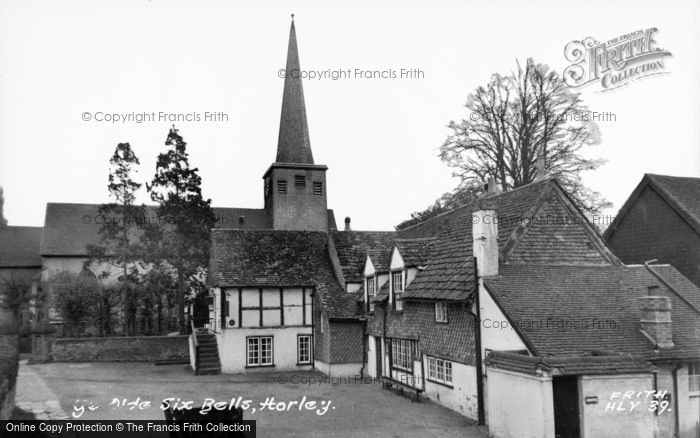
[{"xmin": 563, "ymin": 28, "xmax": 672, "ymax": 92}]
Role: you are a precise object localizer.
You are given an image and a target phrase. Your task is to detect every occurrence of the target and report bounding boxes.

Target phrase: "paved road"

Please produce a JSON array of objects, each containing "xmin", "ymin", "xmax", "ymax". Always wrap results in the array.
[{"xmin": 15, "ymin": 361, "xmax": 490, "ymax": 438}]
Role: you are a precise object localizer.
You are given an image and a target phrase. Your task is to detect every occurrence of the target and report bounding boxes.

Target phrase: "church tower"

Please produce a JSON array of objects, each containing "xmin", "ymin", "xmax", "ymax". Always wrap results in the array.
[{"xmin": 263, "ymin": 18, "xmax": 329, "ymax": 232}]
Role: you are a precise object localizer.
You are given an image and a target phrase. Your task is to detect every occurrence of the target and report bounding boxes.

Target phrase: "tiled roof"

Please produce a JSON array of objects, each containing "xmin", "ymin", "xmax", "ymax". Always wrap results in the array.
[
  {"xmin": 394, "ymin": 238, "xmax": 434, "ymax": 267},
  {"xmin": 330, "ymin": 231, "xmax": 396, "ymax": 282},
  {"xmin": 335, "ymin": 179, "xmax": 616, "ymax": 302},
  {"xmin": 606, "ymin": 174, "xmax": 700, "ymax": 238},
  {"xmin": 485, "ymin": 351, "xmax": 655, "ymax": 376},
  {"xmin": 485, "ymin": 264, "xmax": 700, "ymax": 361},
  {"xmin": 0, "ymin": 226, "xmax": 43, "ymax": 268},
  {"xmin": 40, "ymin": 202, "xmax": 337, "ymax": 256},
  {"xmin": 208, "ymin": 229, "xmax": 356, "ymax": 319},
  {"xmin": 399, "ymin": 179, "xmax": 556, "ymax": 300}
]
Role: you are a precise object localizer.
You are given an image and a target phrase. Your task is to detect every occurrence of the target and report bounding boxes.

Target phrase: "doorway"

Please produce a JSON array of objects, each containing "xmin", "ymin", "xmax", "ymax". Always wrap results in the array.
[{"xmin": 553, "ymin": 375, "xmax": 580, "ymax": 438}]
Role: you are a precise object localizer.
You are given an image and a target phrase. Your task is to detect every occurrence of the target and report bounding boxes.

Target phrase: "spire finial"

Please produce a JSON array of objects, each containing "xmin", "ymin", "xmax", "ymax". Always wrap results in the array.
[{"xmin": 291, "ymin": 13, "xmax": 294, "ymax": 21}]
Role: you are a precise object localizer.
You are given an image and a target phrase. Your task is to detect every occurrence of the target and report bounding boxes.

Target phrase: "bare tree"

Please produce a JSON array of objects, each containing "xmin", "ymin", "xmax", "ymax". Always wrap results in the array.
[{"xmin": 439, "ymin": 58, "xmax": 609, "ymax": 214}]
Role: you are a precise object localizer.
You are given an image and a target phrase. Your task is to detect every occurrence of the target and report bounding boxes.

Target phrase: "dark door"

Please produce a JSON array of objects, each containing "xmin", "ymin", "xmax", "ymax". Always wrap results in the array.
[
  {"xmin": 375, "ymin": 337, "xmax": 383, "ymax": 377},
  {"xmin": 553, "ymin": 375, "xmax": 580, "ymax": 438}
]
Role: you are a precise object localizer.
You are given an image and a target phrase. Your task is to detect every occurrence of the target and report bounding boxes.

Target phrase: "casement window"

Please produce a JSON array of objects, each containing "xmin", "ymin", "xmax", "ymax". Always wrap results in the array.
[
  {"xmin": 247, "ymin": 336, "xmax": 273, "ymax": 367},
  {"xmin": 435, "ymin": 302, "xmax": 448, "ymax": 323},
  {"xmin": 297, "ymin": 335, "xmax": 312, "ymax": 364},
  {"xmin": 366, "ymin": 276, "xmax": 376, "ymax": 312},
  {"xmin": 313, "ymin": 181, "xmax": 323, "ymax": 196},
  {"xmin": 427, "ymin": 356, "xmax": 453, "ymax": 386},
  {"xmin": 392, "ymin": 271, "xmax": 404, "ymax": 311},
  {"xmin": 277, "ymin": 180, "xmax": 287, "ymax": 194},
  {"xmin": 391, "ymin": 339, "xmax": 412, "ymax": 371},
  {"xmin": 689, "ymin": 362, "xmax": 700, "ymax": 392},
  {"xmin": 294, "ymin": 175, "xmax": 306, "ymax": 188}
]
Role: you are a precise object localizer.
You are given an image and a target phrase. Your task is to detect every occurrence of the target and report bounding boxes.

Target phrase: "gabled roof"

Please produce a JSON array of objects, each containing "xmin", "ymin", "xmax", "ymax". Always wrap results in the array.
[
  {"xmin": 485, "ymin": 264, "xmax": 700, "ymax": 361},
  {"xmin": 0, "ymin": 226, "xmax": 43, "ymax": 268},
  {"xmin": 605, "ymin": 173, "xmax": 700, "ymax": 238},
  {"xmin": 40, "ymin": 202, "xmax": 337, "ymax": 257},
  {"xmin": 398, "ymin": 179, "xmax": 605, "ymax": 300},
  {"xmin": 331, "ymin": 178, "xmax": 617, "ymax": 303},
  {"xmin": 208, "ymin": 229, "xmax": 356, "ymax": 319},
  {"xmin": 393, "ymin": 238, "xmax": 434, "ymax": 267},
  {"xmin": 330, "ymin": 231, "xmax": 396, "ymax": 282}
]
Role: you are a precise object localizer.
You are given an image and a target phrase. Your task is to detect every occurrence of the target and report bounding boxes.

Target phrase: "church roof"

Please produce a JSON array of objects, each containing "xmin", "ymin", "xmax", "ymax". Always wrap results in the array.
[
  {"xmin": 208, "ymin": 229, "xmax": 358, "ymax": 319},
  {"xmin": 40, "ymin": 203, "xmax": 270, "ymax": 256},
  {"xmin": 276, "ymin": 20, "xmax": 314, "ymax": 165},
  {"xmin": 40, "ymin": 203, "xmax": 339, "ymax": 257},
  {"xmin": 0, "ymin": 226, "xmax": 43, "ymax": 268}
]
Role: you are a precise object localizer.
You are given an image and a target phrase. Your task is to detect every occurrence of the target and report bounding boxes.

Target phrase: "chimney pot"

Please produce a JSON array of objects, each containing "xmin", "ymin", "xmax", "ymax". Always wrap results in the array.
[
  {"xmin": 639, "ymin": 295, "xmax": 673, "ymax": 348},
  {"xmin": 344, "ymin": 217, "xmax": 351, "ymax": 231}
]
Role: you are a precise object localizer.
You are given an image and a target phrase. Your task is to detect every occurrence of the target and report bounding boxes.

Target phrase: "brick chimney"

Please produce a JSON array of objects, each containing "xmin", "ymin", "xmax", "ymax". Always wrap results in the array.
[
  {"xmin": 639, "ymin": 295, "xmax": 673, "ymax": 348},
  {"xmin": 472, "ymin": 198, "xmax": 498, "ymax": 276},
  {"xmin": 534, "ymin": 157, "xmax": 547, "ymax": 182},
  {"xmin": 486, "ymin": 176, "xmax": 502, "ymax": 196},
  {"xmin": 344, "ymin": 217, "xmax": 351, "ymax": 231}
]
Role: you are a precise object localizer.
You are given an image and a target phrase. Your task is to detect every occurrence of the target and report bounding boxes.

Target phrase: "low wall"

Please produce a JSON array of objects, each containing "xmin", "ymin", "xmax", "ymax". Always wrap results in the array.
[{"xmin": 51, "ymin": 336, "xmax": 189, "ymax": 362}]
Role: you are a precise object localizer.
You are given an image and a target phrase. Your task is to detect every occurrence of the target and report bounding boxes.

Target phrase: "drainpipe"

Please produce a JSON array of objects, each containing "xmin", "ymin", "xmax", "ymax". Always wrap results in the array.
[
  {"xmin": 381, "ymin": 302, "xmax": 387, "ymax": 378},
  {"xmin": 473, "ymin": 257, "xmax": 486, "ymax": 426}
]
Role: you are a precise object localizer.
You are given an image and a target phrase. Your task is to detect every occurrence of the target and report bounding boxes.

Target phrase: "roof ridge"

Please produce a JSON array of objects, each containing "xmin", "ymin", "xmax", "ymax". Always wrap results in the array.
[{"xmin": 398, "ymin": 179, "xmax": 553, "ymax": 233}]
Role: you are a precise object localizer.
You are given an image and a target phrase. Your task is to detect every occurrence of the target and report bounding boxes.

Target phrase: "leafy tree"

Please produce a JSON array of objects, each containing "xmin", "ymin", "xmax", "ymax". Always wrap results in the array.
[
  {"xmin": 138, "ymin": 266, "xmax": 176, "ymax": 334},
  {"xmin": 145, "ymin": 127, "xmax": 216, "ymax": 334},
  {"xmin": 439, "ymin": 58, "xmax": 608, "ymax": 214},
  {"xmin": 1, "ymin": 273, "xmax": 34, "ymax": 329},
  {"xmin": 50, "ymin": 271, "xmax": 100, "ymax": 337},
  {"xmin": 87, "ymin": 142, "xmax": 145, "ymax": 336}
]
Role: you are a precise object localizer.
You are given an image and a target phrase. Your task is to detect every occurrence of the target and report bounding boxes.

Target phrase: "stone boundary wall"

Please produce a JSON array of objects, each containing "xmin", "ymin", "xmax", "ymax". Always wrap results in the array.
[{"xmin": 51, "ymin": 336, "xmax": 189, "ymax": 362}]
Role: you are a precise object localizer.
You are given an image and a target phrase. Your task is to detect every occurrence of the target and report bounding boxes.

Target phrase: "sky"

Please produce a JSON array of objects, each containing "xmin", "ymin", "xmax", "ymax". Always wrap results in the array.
[{"xmin": 1, "ymin": 0, "xmax": 699, "ymax": 231}]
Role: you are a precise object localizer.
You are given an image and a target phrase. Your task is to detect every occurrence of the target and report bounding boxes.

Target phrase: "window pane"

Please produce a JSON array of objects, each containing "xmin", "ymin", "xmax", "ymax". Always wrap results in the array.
[
  {"xmin": 261, "ymin": 337, "xmax": 272, "ymax": 365},
  {"xmin": 428, "ymin": 357, "xmax": 436, "ymax": 379},
  {"xmin": 298, "ymin": 335, "xmax": 311, "ymax": 363},
  {"xmin": 445, "ymin": 361, "xmax": 453, "ymax": 383},
  {"xmin": 247, "ymin": 338, "xmax": 259, "ymax": 366}
]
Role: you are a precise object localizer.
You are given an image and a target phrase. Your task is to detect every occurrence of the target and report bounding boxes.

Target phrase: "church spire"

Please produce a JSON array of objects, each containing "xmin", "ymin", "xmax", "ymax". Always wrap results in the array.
[{"xmin": 276, "ymin": 16, "xmax": 314, "ymax": 164}]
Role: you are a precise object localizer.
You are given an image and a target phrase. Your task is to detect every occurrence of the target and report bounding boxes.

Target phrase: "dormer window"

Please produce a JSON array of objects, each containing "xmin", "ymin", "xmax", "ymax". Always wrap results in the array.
[
  {"xmin": 435, "ymin": 302, "xmax": 448, "ymax": 323},
  {"xmin": 366, "ymin": 276, "xmax": 376, "ymax": 312},
  {"xmin": 277, "ymin": 179, "xmax": 288, "ymax": 194},
  {"xmin": 392, "ymin": 271, "xmax": 404, "ymax": 311}
]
